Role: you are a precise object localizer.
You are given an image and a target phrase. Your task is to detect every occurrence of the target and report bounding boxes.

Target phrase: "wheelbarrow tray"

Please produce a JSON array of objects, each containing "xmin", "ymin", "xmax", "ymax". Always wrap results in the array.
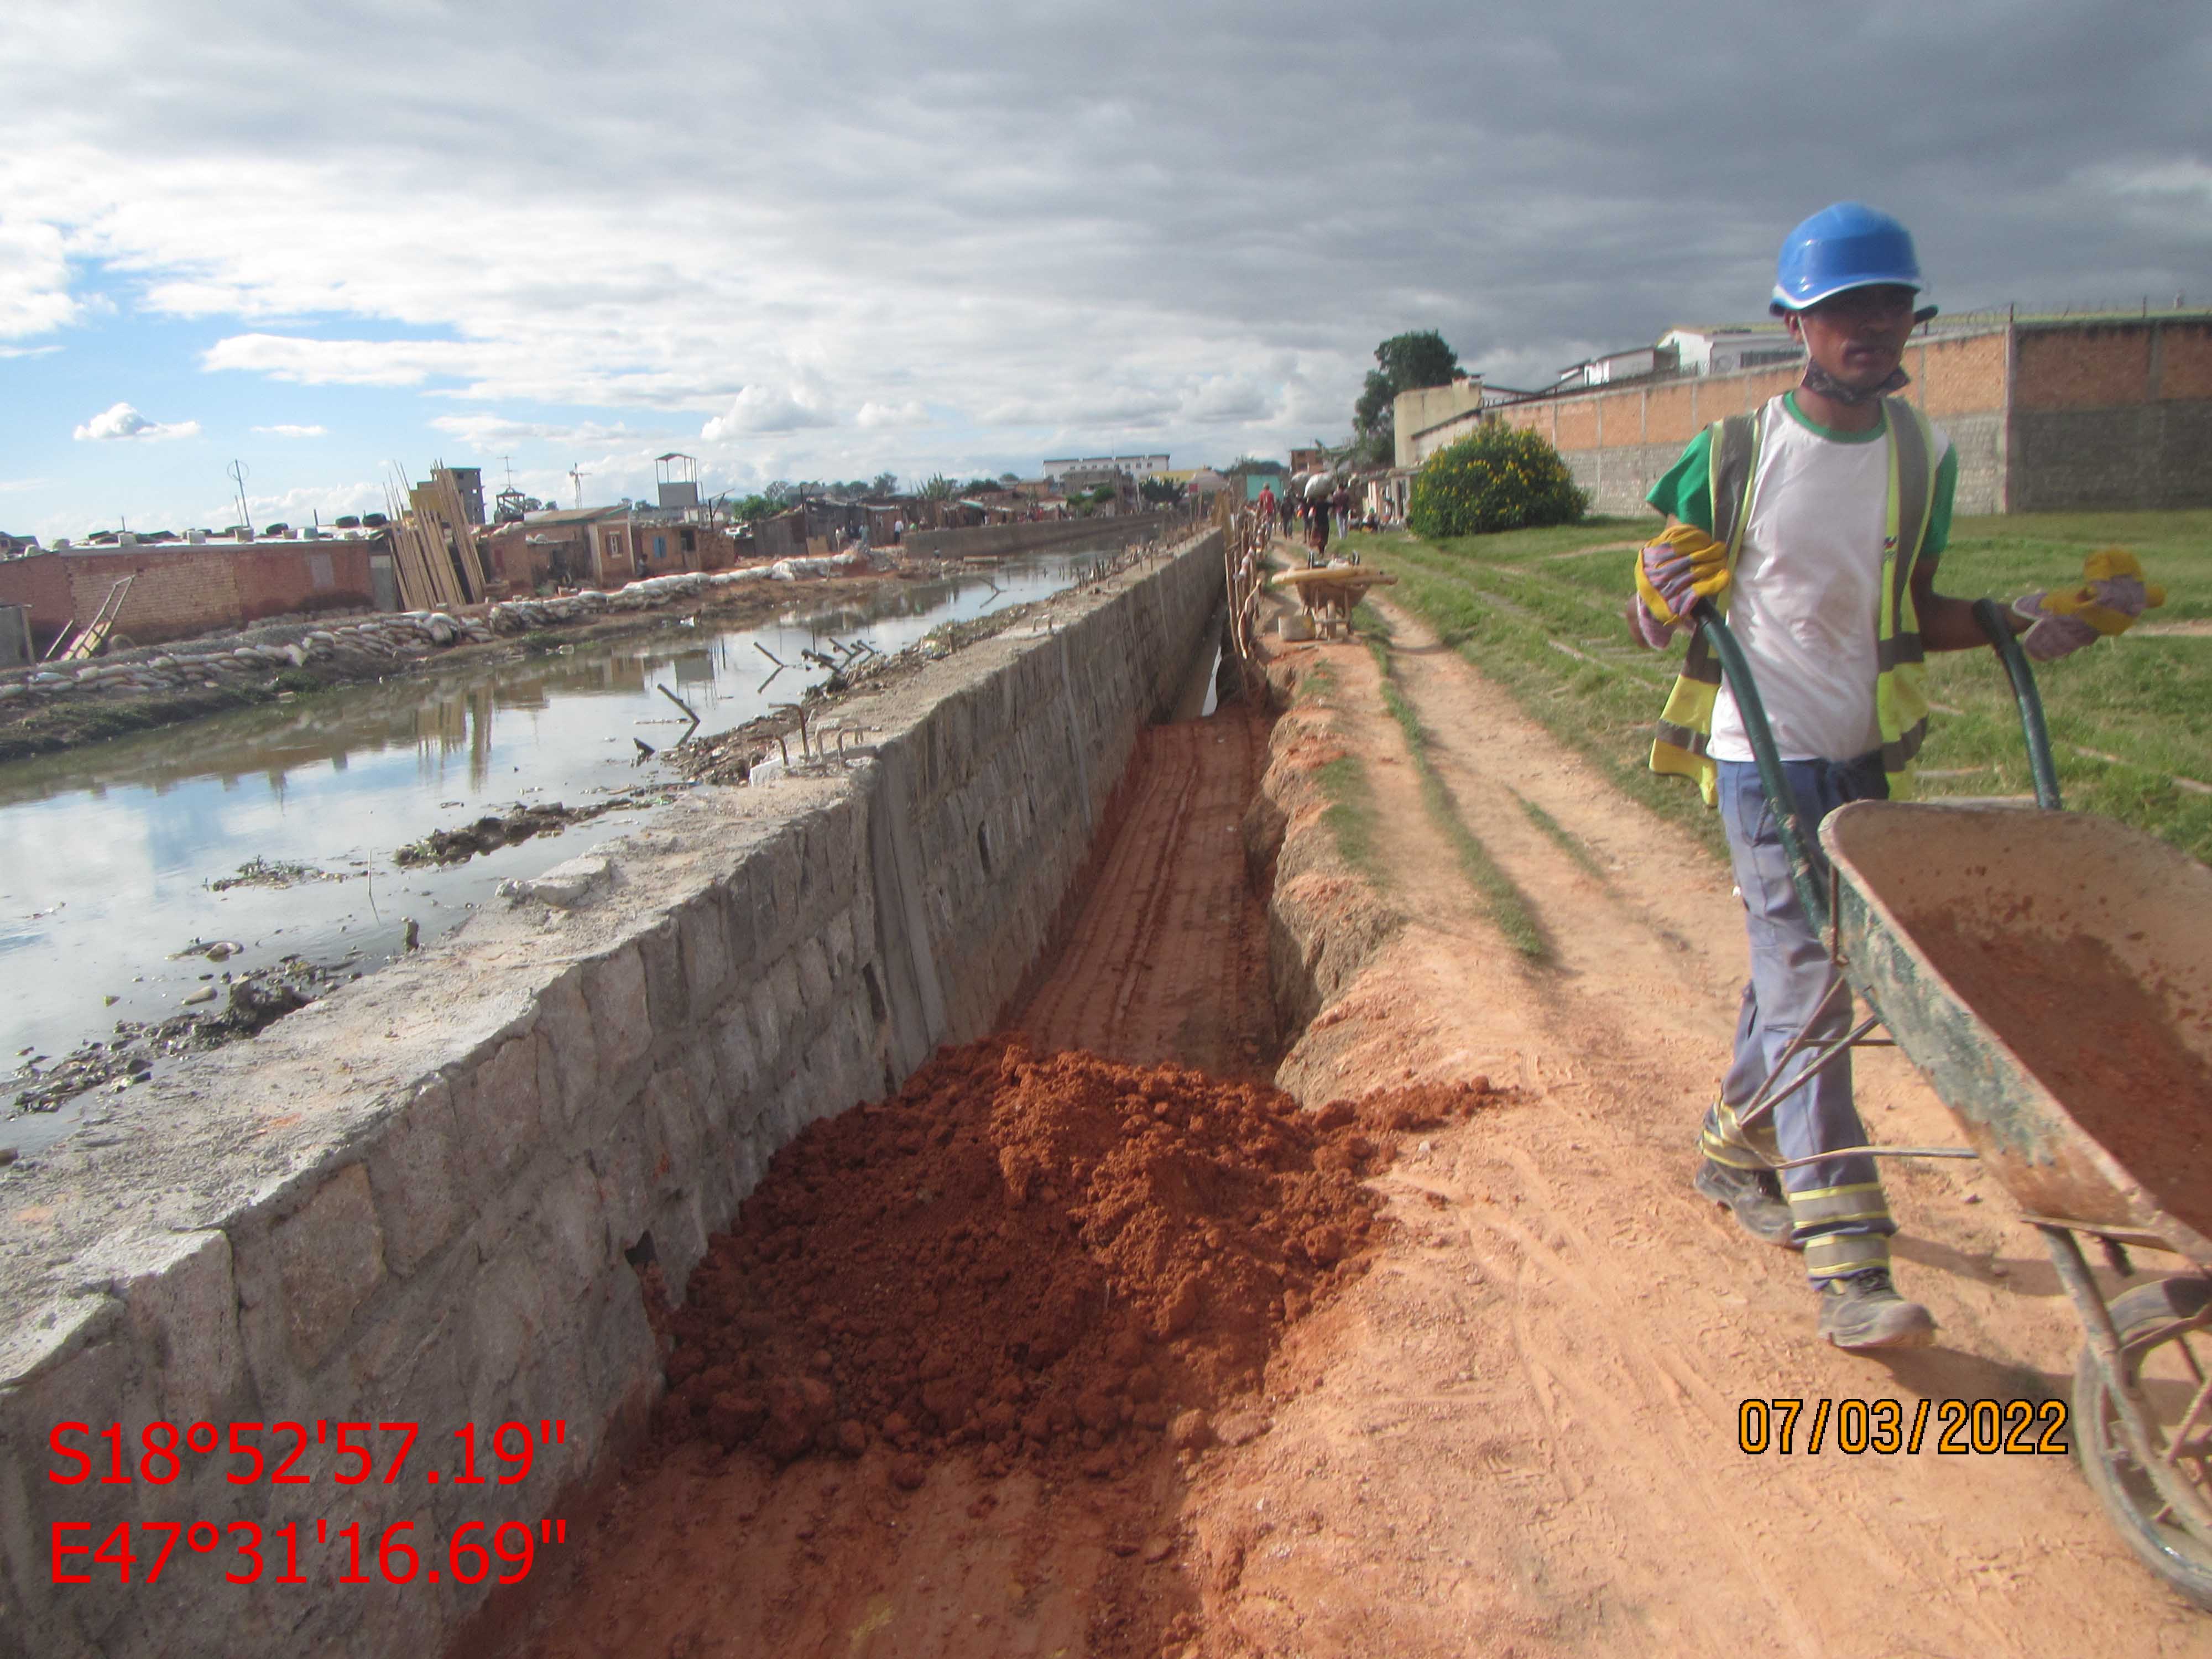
[{"xmin": 1821, "ymin": 800, "xmax": 2212, "ymax": 1263}]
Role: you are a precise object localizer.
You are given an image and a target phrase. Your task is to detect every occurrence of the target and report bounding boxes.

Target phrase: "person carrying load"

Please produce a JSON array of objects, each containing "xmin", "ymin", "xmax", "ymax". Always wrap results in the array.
[{"xmin": 1629, "ymin": 202, "xmax": 2165, "ymax": 1350}]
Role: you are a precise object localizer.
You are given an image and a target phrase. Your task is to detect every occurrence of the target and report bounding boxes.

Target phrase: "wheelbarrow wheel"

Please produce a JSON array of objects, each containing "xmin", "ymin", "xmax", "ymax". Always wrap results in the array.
[{"xmin": 2073, "ymin": 1273, "xmax": 2212, "ymax": 1610}]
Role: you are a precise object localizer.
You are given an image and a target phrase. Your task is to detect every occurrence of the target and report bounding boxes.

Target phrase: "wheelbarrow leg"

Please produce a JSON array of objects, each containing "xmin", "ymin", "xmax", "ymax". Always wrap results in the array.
[{"xmin": 2042, "ymin": 1224, "xmax": 2212, "ymax": 1545}]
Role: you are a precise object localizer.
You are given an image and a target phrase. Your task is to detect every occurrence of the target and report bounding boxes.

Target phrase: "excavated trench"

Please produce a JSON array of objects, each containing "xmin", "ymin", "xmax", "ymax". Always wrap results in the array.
[{"xmin": 479, "ymin": 643, "xmax": 1491, "ymax": 1659}]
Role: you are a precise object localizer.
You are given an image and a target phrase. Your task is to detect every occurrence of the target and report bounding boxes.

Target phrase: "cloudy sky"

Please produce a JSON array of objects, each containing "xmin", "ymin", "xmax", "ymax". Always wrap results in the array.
[{"xmin": 3, "ymin": 0, "xmax": 2205, "ymax": 538}]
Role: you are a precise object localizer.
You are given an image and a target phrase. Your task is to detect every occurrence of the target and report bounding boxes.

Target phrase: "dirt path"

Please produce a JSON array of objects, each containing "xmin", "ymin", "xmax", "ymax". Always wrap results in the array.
[
  {"xmin": 1176, "ymin": 602, "xmax": 2204, "ymax": 1656},
  {"xmin": 1016, "ymin": 710, "xmax": 1273, "ymax": 1077},
  {"xmin": 488, "ymin": 597, "xmax": 2208, "ymax": 1659}
]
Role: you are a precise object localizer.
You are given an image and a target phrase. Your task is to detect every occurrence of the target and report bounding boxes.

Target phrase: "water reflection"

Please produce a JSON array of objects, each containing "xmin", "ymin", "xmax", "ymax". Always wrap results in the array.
[{"xmin": 1, "ymin": 549, "xmax": 1113, "ymax": 1109}]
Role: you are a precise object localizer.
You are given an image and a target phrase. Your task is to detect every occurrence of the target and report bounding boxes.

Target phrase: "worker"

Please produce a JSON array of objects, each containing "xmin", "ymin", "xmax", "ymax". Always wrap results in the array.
[{"xmin": 1629, "ymin": 202, "xmax": 2163, "ymax": 1350}]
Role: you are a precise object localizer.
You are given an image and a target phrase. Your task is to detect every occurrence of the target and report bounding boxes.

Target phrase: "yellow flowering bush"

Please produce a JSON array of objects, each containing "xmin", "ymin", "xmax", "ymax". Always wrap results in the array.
[{"xmin": 1408, "ymin": 423, "xmax": 1586, "ymax": 538}]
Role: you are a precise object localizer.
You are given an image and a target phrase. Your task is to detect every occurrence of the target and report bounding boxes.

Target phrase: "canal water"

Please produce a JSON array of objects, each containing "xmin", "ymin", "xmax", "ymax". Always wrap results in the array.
[{"xmin": 0, "ymin": 550, "xmax": 1106, "ymax": 1140}]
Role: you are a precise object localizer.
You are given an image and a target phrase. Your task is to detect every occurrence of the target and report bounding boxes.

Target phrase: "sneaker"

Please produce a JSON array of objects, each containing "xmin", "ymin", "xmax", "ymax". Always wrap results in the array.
[
  {"xmin": 1693, "ymin": 1157, "xmax": 1799, "ymax": 1249},
  {"xmin": 1817, "ymin": 1269, "xmax": 1937, "ymax": 1350}
]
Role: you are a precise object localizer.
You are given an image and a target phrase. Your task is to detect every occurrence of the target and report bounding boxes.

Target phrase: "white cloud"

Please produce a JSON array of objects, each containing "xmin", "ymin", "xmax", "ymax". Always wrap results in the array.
[
  {"xmin": 72, "ymin": 401, "xmax": 200, "ymax": 442},
  {"xmin": 0, "ymin": 217, "xmax": 79, "ymax": 339},
  {"xmin": 0, "ymin": 477, "xmax": 50, "ymax": 493},
  {"xmin": 0, "ymin": 0, "xmax": 2197, "ymax": 515},
  {"xmin": 701, "ymin": 385, "xmax": 835, "ymax": 440},
  {"xmin": 855, "ymin": 399, "xmax": 928, "ymax": 429},
  {"xmin": 428, "ymin": 413, "xmax": 654, "ymax": 448},
  {"xmin": 201, "ymin": 333, "xmax": 484, "ymax": 388},
  {"xmin": 0, "ymin": 343, "xmax": 61, "ymax": 359},
  {"xmin": 253, "ymin": 422, "xmax": 326, "ymax": 437}
]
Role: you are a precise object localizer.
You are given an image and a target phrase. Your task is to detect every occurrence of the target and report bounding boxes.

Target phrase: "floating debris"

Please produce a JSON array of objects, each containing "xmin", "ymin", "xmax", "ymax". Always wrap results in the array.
[{"xmin": 208, "ymin": 857, "xmax": 342, "ymax": 892}]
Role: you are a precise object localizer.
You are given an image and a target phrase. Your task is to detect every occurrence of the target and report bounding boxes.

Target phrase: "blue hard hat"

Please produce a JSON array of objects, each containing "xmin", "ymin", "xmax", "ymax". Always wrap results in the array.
[{"xmin": 1771, "ymin": 202, "xmax": 1938, "ymax": 321}]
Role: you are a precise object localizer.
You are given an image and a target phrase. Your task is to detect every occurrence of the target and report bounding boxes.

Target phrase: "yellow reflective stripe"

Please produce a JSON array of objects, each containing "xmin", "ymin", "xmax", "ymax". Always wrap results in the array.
[
  {"xmin": 1791, "ymin": 1181, "xmax": 1887, "ymax": 1203},
  {"xmin": 1804, "ymin": 1234, "xmax": 1891, "ymax": 1277}
]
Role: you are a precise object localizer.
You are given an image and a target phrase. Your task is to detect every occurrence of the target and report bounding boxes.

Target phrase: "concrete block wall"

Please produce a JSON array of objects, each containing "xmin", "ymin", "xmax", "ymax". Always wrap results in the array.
[
  {"xmin": 2008, "ymin": 319, "xmax": 2212, "ymax": 510},
  {"xmin": 1431, "ymin": 320, "xmax": 2209, "ymax": 519},
  {"xmin": 0, "ymin": 529, "xmax": 1223, "ymax": 1659},
  {"xmin": 901, "ymin": 510, "xmax": 1174, "ymax": 560}
]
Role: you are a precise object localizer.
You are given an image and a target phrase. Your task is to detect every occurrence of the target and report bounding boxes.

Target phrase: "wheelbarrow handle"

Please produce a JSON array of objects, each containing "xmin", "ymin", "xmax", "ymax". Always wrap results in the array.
[
  {"xmin": 1973, "ymin": 597, "xmax": 2063, "ymax": 812},
  {"xmin": 1688, "ymin": 601, "xmax": 1832, "ymax": 935}
]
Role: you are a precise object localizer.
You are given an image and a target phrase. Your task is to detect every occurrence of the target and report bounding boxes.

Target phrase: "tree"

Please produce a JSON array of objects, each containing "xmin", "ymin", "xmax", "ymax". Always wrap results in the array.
[
  {"xmin": 1224, "ymin": 455, "xmax": 1284, "ymax": 476},
  {"xmin": 918, "ymin": 474, "xmax": 954, "ymax": 502},
  {"xmin": 1139, "ymin": 475, "xmax": 1185, "ymax": 505},
  {"xmin": 871, "ymin": 472, "xmax": 899, "ymax": 495},
  {"xmin": 1353, "ymin": 330, "xmax": 1460, "ymax": 467}
]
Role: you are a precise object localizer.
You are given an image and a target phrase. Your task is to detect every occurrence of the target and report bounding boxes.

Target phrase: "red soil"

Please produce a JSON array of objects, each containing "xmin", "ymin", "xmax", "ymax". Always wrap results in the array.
[
  {"xmin": 1908, "ymin": 913, "xmax": 2212, "ymax": 1240},
  {"xmin": 655, "ymin": 1037, "xmax": 1494, "ymax": 1483}
]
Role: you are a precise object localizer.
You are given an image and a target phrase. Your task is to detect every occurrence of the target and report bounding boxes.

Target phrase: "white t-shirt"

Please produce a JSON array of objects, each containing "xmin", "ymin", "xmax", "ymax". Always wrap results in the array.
[{"xmin": 1706, "ymin": 397, "xmax": 1953, "ymax": 765}]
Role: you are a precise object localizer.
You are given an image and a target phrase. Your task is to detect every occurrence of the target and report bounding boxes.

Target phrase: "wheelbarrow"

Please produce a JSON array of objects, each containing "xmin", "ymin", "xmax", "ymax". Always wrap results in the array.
[
  {"xmin": 1699, "ymin": 596, "xmax": 2212, "ymax": 1610},
  {"xmin": 1269, "ymin": 565, "xmax": 1397, "ymax": 639}
]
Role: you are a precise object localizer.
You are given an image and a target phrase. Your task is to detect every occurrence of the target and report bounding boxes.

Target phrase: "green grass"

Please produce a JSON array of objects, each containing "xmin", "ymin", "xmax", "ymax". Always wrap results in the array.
[
  {"xmin": 1514, "ymin": 791, "xmax": 1611, "ymax": 883},
  {"xmin": 1363, "ymin": 623, "xmax": 1548, "ymax": 962},
  {"xmin": 1348, "ymin": 508, "xmax": 2212, "ymax": 867},
  {"xmin": 1291, "ymin": 658, "xmax": 1387, "ymax": 882}
]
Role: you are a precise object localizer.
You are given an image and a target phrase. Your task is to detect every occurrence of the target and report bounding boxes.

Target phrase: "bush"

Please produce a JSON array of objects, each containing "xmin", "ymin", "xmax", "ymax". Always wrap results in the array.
[{"xmin": 1408, "ymin": 424, "xmax": 1587, "ymax": 538}]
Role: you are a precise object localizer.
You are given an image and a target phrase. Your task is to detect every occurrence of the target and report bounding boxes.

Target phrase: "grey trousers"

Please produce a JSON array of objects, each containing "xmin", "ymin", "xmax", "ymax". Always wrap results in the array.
[{"xmin": 1702, "ymin": 755, "xmax": 1896, "ymax": 1282}]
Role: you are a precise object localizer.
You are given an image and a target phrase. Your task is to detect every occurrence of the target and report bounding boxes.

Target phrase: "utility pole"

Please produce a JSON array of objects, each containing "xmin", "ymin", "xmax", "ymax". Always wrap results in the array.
[
  {"xmin": 568, "ymin": 464, "xmax": 587, "ymax": 509},
  {"xmin": 227, "ymin": 460, "xmax": 252, "ymax": 533}
]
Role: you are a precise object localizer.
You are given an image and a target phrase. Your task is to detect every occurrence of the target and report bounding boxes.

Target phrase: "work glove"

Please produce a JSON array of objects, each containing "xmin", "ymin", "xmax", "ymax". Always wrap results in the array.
[
  {"xmin": 1637, "ymin": 522, "xmax": 1730, "ymax": 628},
  {"xmin": 1624, "ymin": 594, "xmax": 1676, "ymax": 649},
  {"xmin": 2012, "ymin": 549, "xmax": 2166, "ymax": 663}
]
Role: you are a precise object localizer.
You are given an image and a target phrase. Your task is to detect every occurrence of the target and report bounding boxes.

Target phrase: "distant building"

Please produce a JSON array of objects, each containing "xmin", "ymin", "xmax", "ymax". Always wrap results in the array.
[
  {"xmin": 1657, "ymin": 324, "xmax": 1806, "ymax": 377},
  {"xmin": 1552, "ymin": 345, "xmax": 1674, "ymax": 392},
  {"xmin": 444, "ymin": 466, "xmax": 487, "ymax": 526},
  {"xmin": 1391, "ymin": 378, "xmax": 1488, "ymax": 469},
  {"xmin": 1042, "ymin": 453, "xmax": 1171, "ymax": 483}
]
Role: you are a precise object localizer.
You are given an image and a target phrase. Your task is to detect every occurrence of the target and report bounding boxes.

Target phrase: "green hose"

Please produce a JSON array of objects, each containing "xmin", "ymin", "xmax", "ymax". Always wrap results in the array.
[{"xmin": 1974, "ymin": 597, "xmax": 2063, "ymax": 811}]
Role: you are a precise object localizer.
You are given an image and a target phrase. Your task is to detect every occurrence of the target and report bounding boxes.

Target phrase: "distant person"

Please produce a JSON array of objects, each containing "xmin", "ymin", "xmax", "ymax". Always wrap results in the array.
[
  {"xmin": 1256, "ymin": 482, "xmax": 1277, "ymax": 526},
  {"xmin": 892, "ymin": 517, "xmax": 904, "ymax": 545},
  {"xmin": 1630, "ymin": 201, "xmax": 2164, "ymax": 1350},
  {"xmin": 1331, "ymin": 483, "xmax": 1352, "ymax": 540}
]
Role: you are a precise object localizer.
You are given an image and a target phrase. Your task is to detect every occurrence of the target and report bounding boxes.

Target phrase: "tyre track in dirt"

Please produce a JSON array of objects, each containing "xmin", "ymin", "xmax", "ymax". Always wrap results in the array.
[{"xmin": 1171, "ymin": 601, "xmax": 2201, "ymax": 1657}]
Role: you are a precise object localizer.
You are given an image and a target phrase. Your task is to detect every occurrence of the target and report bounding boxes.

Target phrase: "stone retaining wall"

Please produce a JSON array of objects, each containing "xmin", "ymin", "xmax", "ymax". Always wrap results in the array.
[
  {"xmin": 0, "ymin": 532, "xmax": 1224, "ymax": 1659},
  {"xmin": 901, "ymin": 510, "xmax": 1177, "ymax": 560}
]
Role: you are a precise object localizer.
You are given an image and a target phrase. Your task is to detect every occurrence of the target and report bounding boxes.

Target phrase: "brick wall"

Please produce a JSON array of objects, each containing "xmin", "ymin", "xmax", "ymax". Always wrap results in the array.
[
  {"xmin": 0, "ymin": 540, "xmax": 379, "ymax": 649},
  {"xmin": 1428, "ymin": 330, "xmax": 2013, "ymax": 516},
  {"xmin": 2008, "ymin": 320, "xmax": 2212, "ymax": 510}
]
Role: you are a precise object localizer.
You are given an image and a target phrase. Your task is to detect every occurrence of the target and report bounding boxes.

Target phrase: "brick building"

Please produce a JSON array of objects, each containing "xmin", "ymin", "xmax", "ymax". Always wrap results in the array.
[
  {"xmin": 479, "ymin": 508, "xmax": 745, "ymax": 593},
  {"xmin": 0, "ymin": 534, "xmax": 384, "ymax": 652},
  {"xmin": 1407, "ymin": 313, "xmax": 2212, "ymax": 517}
]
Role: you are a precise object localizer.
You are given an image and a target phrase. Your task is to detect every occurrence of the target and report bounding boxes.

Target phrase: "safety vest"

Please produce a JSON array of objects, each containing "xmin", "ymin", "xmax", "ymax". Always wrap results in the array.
[{"xmin": 1650, "ymin": 395, "xmax": 1939, "ymax": 805}]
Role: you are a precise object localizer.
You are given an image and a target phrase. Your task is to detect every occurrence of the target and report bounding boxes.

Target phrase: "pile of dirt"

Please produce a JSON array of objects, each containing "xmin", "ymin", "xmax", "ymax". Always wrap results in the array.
[
  {"xmin": 654, "ymin": 1037, "xmax": 1496, "ymax": 1481},
  {"xmin": 1908, "ymin": 912, "xmax": 2212, "ymax": 1239}
]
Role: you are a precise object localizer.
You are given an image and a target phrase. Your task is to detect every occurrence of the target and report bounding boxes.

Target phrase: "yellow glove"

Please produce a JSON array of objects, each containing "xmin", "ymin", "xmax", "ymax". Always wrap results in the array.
[
  {"xmin": 2013, "ymin": 549, "xmax": 2165, "ymax": 661},
  {"xmin": 2036, "ymin": 549, "xmax": 2166, "ymax": 636},
  {"xmin": 1636, "ymin": 521, "xmax": 1730, "ymax": 628}
]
